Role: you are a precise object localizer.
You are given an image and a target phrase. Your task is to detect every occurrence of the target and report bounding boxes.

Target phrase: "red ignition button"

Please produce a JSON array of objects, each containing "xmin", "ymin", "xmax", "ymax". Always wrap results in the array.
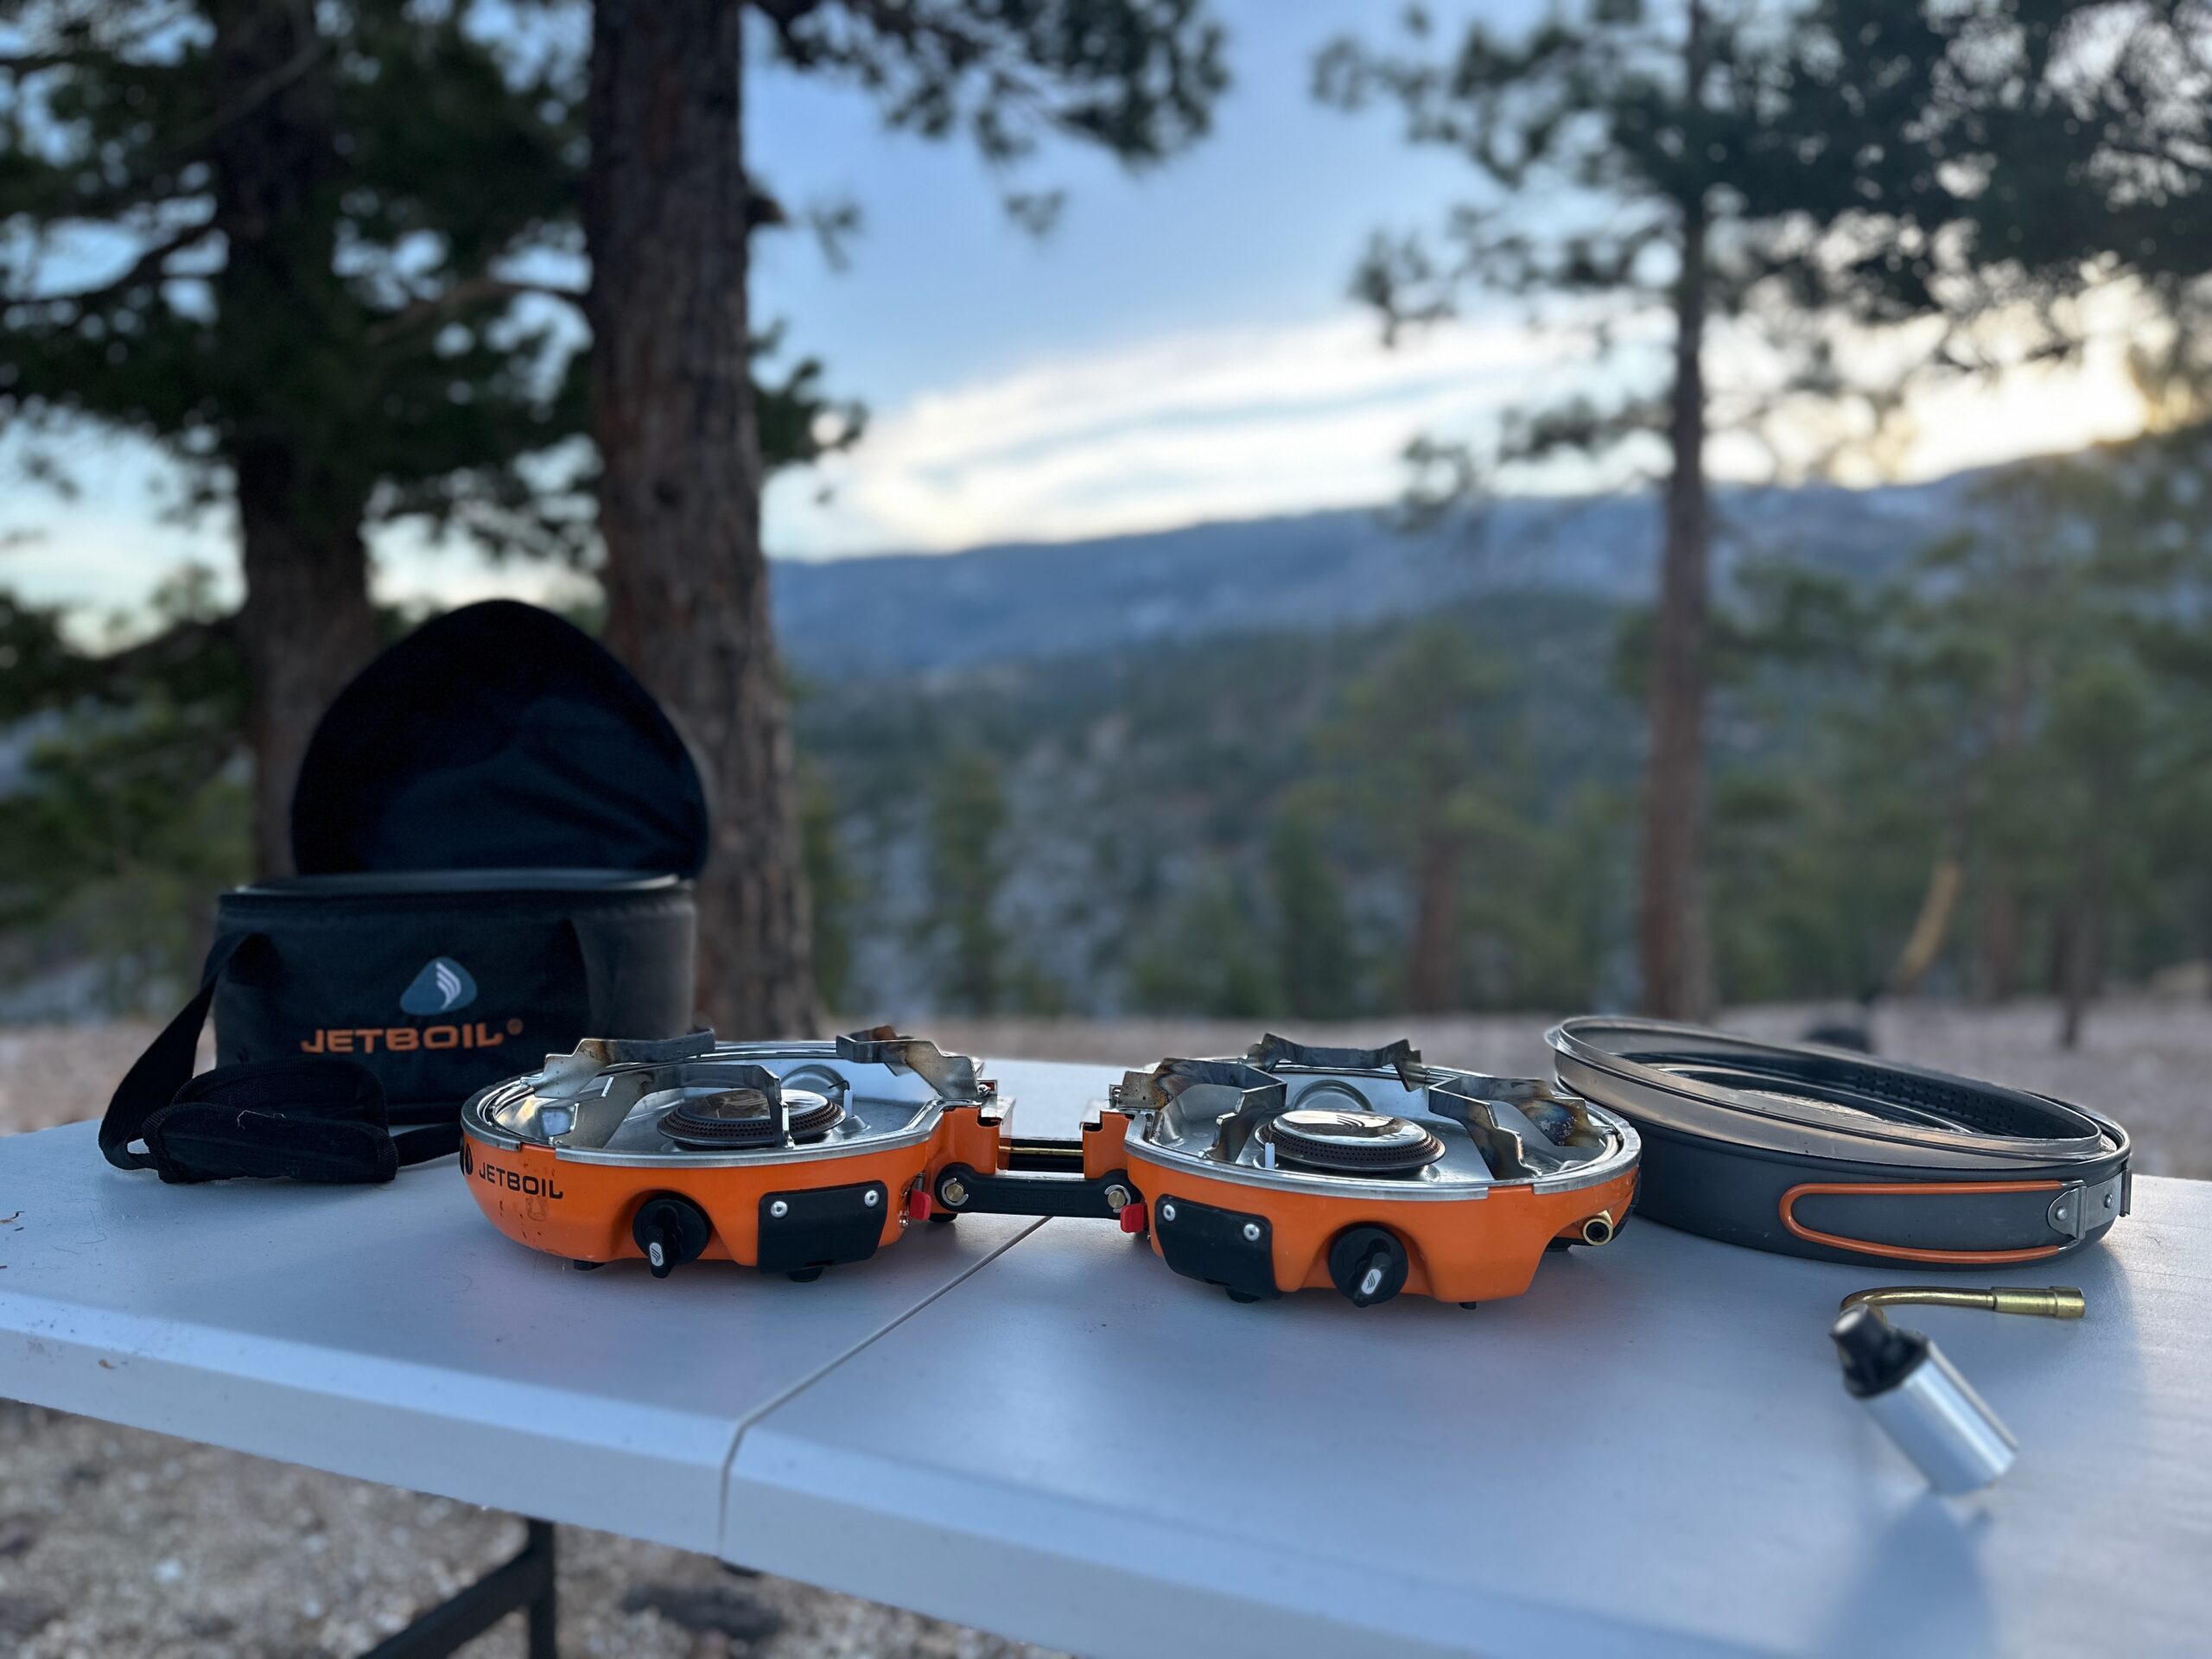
[
  {"xmin": 1119, "ymin": 1200, "xmax": 1147, "ymax": 1234},
  {"xmin": 906, "ymin": 1187, "xmax": 933, "ymax": 1222}
]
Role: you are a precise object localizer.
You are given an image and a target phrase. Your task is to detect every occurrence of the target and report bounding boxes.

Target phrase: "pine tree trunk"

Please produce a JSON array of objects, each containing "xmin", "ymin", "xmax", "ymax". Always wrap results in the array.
[
  {"xmin": 586, "ymin": 1, "xmax": 819, "ymax": 1038},
  {"xmin": 1636, "ymin": 188, "xmax": 1714, "ymax": 1020},
  {"xmin": 2202, "ymin": 884, "xmax": 2212, "ymax": 1002},
  {"xmin": 207, "ymin": 0, "xmax": 377, "ymax": 876},
  {"xmin": 234, "ymin": 453, "xmax": 376, "ymax": 874},
  {"xmin": 1975, "ymin": 861, "xmax": 2021, "ymax": 1001},
  {"xmin": 1406, "ymin": 821, "xmax": 1460, "ymax": 1013},
  {"xmin": 1890, "ymin": 836, "xmax": 1963, "ymax": 997},
  {"xmin": 1975, "ymin": 658, "xmax": 2030, "ymax": 1001},
  {"xmin": 2056, "ymin": 836, "xmax": 2107, "ymax": 1051}
]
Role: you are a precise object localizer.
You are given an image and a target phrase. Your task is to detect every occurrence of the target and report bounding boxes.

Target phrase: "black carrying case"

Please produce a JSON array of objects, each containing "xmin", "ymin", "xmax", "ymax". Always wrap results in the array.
[{"xmin": 103, "ymin": 602, "xmax": 709, "ymax": 1177}]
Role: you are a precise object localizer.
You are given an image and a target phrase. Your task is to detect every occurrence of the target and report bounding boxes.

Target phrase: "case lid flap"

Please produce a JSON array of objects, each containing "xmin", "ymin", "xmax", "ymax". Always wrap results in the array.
[{"xmin": 291, "ymin": 601, "xmax": 710, "ymax": 878}]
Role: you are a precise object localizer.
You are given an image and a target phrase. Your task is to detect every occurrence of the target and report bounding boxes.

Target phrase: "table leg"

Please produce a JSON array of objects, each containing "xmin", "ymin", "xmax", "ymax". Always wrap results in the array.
[
  {"xmin": 524, "ymin": 1519, "xmax": 558, "ymax": 1659},
  {"xmin": 359, "ymin": 1515, "xmax": 559, "ymax": 1659}
]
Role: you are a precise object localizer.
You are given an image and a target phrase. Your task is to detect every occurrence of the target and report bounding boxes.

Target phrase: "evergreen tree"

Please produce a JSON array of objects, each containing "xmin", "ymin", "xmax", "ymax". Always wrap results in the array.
[
  {"xmin": 1719, "ymin": 448, "xmax": 2196, "ymax": 1039},
  {"xmin": 798, "ymin": 764, "xmax": 855, "ymax": 1013},
  {"xmin": 1266, "ymin": 808, "xmax": 1355, "ymax": 1020},
  {"xmin": 1315, "ymin": 622, "xmax": 1520, "ymax": 1014},
  {"xmin": 1, "ymin": 1, "xmax": 858, "ymax": 887},
  {"xmin": 1317, "ymin": 0, "xmax": 2212, "ymax": 1020},
  {"xmin": 1, "ymin": 1, "xmax": 583, "ymax": 871},
  {"xmin": 0, "ymin": 569, "xmax": 251, "ymax": 1007},
  {"xmin": 2044, "ymin": 651, "xmax": 2153, "ymax": 1046},
  {"xmin": 920, "ymin": 747, "xmax": 1009, "ymax": 1015},
  {"xmin": 1127, "ymin": 871, "xmax": 1277, "ymax": 1019},
  {"xmin": 1465, "ymin": 783, "xmax": 1631, "ymax": 1012},
  {"xmin": 586, "ymin": 0, "xmax": 1227, "ymax": 1036}
]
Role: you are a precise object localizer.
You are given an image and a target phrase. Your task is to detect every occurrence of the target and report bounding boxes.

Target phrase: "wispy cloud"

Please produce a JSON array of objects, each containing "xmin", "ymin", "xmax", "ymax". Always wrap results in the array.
[
  {"xmin": 766, "ymin": 310, "xmax": 1586, "ymax": 556},
  {"xmin": 766, "ymin": 300, "xmax": 2158, "ymax": 559}
]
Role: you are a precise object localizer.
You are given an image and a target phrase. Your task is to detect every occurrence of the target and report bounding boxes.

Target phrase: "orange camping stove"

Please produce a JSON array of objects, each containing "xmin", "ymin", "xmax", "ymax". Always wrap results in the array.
[
  {"xmin": 1056, "ymin": 1036, "xmax": 1641, "ymax": 1305},
  {"xmin": 459, "ymin": 1030, "xmax": 1000, "ymax": 1280},
  {"xmin": 459, "ymin": 1030, "xmax": 1640, "ymax": 1306}
]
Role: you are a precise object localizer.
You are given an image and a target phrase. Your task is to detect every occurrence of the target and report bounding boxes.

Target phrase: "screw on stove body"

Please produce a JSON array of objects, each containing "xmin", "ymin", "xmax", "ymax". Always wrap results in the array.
[
  {"xmin": 1159, "ymin": 1202, "xmax": 1178, "ymax": 1223},
  {"xmin": 863, "ymin": 1188, "xmax": 880, "ymax": 1208},
  {"xmin": 769, "ymin": 1199, "xmax": 789, "ymax": 1218},
  {"xmin": 1242, "ymin": 1222, "xmax": 1262, "ymax": 1243},
  {"xmin": 940, "ymin": 1176, "xmax": 969, "ymax": 1208}
]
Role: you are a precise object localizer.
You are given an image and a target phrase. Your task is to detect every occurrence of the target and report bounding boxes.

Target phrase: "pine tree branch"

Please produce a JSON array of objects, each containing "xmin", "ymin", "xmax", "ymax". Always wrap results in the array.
[
  {"xmin": 751, "ymin": 0, "xmax": 831, "ymax": 42},
  {"xmin": 365, "ymin": 273, "xmax": 585, "ymax": 343},
  {"xmin": 761, "ymin": 0, "xmax": 1084, "ymax": 151},
  {"xmin": 0, "ymin": 50, "xmax": 83, "ymax": 76},
  {"xmin": 168, "ymin": 35, "xmax": 327, "ymax": 151},
  {"xmin": 21, "ymin": 221, "xmax": 216, "ymax": 310},
  {"xmin": 95, "ymin": 610, "xmax": 240, "ymax": 685},
  {"xmin": 1, "ymin": 7, "xmax": 202, "ymax": 79}
]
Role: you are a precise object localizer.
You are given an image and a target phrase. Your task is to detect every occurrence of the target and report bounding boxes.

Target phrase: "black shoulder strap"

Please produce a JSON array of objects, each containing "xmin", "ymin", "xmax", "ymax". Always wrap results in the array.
[
  {"xmin": 102, "ymin": 931, "xmax": 257, "ymax": 1171},
  {"xmin": 100, "ymin": 932, "xmax": 456, "ymax": 1184}
]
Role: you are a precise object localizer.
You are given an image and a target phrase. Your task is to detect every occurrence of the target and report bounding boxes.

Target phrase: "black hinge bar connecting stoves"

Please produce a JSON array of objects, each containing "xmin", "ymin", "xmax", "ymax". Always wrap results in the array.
[{"xmin": 360, "ymin": 1516, "xmax": 558, "ymax": 1659}]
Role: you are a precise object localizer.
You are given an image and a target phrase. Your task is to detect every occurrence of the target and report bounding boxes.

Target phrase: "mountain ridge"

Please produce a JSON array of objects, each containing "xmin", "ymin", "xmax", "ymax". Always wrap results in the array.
[{"xmin": 770, "ymin": 470, "xmax": 1987, "ymax": 677}]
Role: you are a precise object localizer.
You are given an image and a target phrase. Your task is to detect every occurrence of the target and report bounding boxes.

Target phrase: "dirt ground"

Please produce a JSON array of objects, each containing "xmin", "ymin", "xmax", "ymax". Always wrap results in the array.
[{"xmin": 0, "ymin": 998, "xmax": 2202, "ymax": 1656}]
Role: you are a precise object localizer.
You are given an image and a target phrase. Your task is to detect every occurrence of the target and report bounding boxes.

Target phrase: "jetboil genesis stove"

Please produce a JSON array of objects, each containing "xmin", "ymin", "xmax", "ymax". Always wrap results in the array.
[
  {"xmin": 459, "ymin": 1030, "xmax": 1642, "ymax": 1306},
  {"xmin": 459, "ymin": 1029, "xmax": 997, "ymax": 1281},
  {"xmin": 1084, "ymin": 1036, "xmax": 1641, "ymax": 1304}
]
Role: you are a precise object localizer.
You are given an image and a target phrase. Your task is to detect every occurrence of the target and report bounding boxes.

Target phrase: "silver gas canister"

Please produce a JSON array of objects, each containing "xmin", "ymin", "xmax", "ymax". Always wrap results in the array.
[{"xmin": 1831, "ymin": 1305, "xmax": 2018, "ymax": 1492}]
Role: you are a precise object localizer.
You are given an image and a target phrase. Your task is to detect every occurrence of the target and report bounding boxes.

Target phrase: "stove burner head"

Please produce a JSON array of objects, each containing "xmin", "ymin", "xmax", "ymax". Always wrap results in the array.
[
  {"xmin": 1253, "ymin": 1108, "xmax": 1446, "ymax": 1175},
  {"xmin": 664, "ymin": 1085, "xmax": 842, "ymax": 1150}
]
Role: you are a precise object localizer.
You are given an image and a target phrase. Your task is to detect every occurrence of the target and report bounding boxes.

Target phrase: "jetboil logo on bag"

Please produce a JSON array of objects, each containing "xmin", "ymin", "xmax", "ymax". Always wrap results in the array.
[
  {"xmin": 298, "ymin": 956, "xmax": 522, "ymax": 1055},
  {"xmin": 402, "ymin": 956, "xmax": 477, "ymax": 1014}
]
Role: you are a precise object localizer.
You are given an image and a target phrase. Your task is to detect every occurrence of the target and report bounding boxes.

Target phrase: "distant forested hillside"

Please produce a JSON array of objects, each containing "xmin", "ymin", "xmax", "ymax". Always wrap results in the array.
[
  {"xmin": 795, "ymin": 589, "xmax": 1644, "ymax": 1019},
  {"xmin": 791, "ymin": 450, "xmax": 2212, "ymax": 1024},
  {"xmin": 9, "ymin": 454, "xmax": 2207, "ymax": 1032}
]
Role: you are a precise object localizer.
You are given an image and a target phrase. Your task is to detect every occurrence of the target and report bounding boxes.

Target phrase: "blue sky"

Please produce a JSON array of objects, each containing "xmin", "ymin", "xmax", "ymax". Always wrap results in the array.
[
  {"xmin": 747, "ymin": 1, "xmax": 1464, "ymax": 404},
  {"xmin": 1, "ymin": 0, "xmax": 2154, "ymax": 626},
  {"xmin": 741, "ymin": 0, "xmax": 1503, "ymax": 556}
]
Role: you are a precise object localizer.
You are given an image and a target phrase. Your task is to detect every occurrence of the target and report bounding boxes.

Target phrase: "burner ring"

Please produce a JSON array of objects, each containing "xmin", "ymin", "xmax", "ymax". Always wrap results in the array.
[
  {"xmin": 1255, "ymin": 1108, "xmax": 1446, "ymax": 1175},
  {"xmin": 664, "ymin": 1085, "xmax": 842, "ymax": 1149}
]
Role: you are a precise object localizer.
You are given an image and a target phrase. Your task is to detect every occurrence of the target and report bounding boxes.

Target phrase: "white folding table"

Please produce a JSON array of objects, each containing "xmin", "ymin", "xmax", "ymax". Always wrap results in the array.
[{"xmin": 2, "ymin": 1058, "xmax": 2206, "ymax": 1657}]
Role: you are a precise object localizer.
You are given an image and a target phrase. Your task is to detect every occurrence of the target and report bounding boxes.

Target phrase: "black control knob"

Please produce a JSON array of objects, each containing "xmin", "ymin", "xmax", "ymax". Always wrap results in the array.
[
  {"xmin": 1327, "ymin": 1225, "xmax": 1409, "ymax": 1307},
  {"xmin": 632, "ymin": 1194, "xmax": 713, "ymax": 1278}
]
